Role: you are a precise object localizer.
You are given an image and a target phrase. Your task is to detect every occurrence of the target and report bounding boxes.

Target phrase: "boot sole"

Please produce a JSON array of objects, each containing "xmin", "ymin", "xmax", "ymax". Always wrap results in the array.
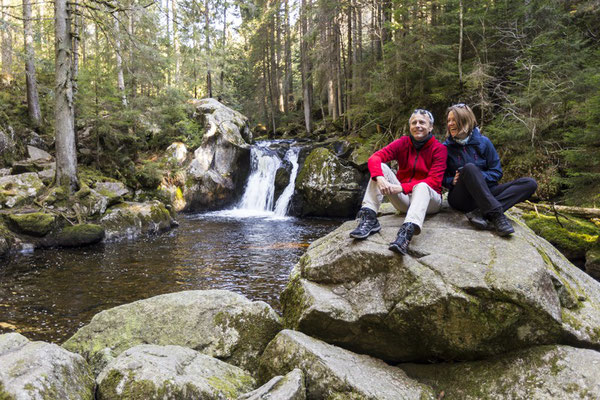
[
  {"xmin": 496, "ymin": 227, "xmax": 515, "ymax": 237},
  {"xmin": 388, "ymin": 242, "xmax": 408, "ymax": 255},
  {"xmin": 349, "ymin": 225, "xmax": 381, "ymax": 239}
]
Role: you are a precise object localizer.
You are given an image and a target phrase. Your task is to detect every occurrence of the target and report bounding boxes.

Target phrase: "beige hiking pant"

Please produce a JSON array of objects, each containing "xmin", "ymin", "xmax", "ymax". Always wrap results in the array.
[{"xmin": 362, "ymin": 163, "xmax": 442, "ymax": 234}]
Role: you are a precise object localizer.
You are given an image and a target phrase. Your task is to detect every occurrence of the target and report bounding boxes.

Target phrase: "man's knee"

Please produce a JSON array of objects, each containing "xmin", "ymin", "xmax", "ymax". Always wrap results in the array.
[{"xmin": 413, "ymin": 182, "xmax": 431, "ymax": 193}]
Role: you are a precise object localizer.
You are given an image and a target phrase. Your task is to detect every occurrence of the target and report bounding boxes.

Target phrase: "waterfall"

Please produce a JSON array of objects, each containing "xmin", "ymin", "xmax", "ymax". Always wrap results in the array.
[
  {"xmin": 273, "ymin": 146, "xmax": 301, "ymax": 216},
  {"xmin": 211, "ymin": 140, "xmax": 300, "ymax": 218}
]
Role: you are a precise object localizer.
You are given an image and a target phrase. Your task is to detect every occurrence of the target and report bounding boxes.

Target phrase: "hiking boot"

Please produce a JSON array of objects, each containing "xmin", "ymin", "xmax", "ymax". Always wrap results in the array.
[
  {"xmin": 388, "ymin": 222, "xmax": 416, "ymax": 255},
  {"xmin": 489, "ymin": 212, "xmax": 515, "ymax": 237},
  {"xmin": 349, "ymin": 208, "xmax": 381, "ymax": 239},
  {"xmin": 465, "ymin": 209, "xmax": 491, "ymax": 230}
]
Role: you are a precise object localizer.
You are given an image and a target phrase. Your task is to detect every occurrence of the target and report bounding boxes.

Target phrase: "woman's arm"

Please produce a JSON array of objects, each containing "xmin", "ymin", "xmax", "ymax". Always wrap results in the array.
[{"xmin": 480, "ymin": 137, "xmax": 503, "ymax": 184}]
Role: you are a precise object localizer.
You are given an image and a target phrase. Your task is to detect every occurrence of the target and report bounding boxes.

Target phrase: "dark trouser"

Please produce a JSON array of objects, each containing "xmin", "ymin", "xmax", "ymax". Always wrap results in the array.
[{"xmin": 448, "ymin": 163, "xmax": 538, "ymax": 215}]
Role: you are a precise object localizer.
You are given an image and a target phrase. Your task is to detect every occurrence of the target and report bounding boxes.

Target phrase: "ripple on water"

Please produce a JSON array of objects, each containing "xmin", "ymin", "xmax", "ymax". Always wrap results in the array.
[{"xmin": 0, "ymin": 214, "xmax": 340, "ymax": 343}]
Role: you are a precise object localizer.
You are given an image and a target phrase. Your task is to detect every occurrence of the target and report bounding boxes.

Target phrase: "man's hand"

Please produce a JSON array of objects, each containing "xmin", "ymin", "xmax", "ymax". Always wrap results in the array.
[
  {"xmin": 452, "ymin": 170, "xmax": 460, "ymax": 186},
  {"xmin": 376, "ymin": 176, "xmax": 403, "ymax": 195}
]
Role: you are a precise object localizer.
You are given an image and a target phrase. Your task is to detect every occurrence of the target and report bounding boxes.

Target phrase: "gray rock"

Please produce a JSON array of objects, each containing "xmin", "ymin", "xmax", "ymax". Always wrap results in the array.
[
  {"xmin": 274, "ymin": 161, "xmax": 292, "ymax": 204},
  {"xmin": 94, "ymin": 181, "xmax": 131, "ymax": 200},
  {"xmin": 293, "ymin": 147, "xmax": 366, "ymax": 218},
  {"xmin": 96, "ymin": 344, "xmax": 255, "ymax": 400},
  {"xmin": 0, "ymin": 173, "xmax": 45, "ymax": 208},
  {"xmin": 281, "ymin": 210, "xmax": 600, "ymax": 363},
  {"xmin": 238, "ymin": 368, "xmax": 305, "ymax": 400},
  {"xmin": 26, "ymin": 146, "xmax": 52, "ymax": 161},
  {"xmin": 99, "ymin": 200, "xmax": 176, "ymax": 241},
  {"xmin": 0, "ymin": 333, "xmax": 95, "ymax": 400},
  {"xmin": 184, "ymin": 98, "xmax": 252, "ymax": 211},
  {"xmin": 165, "ymin": 142, "xmax": 188, "ymax": 165},
  {"xmin": 401, "ymin": 345, "xmax": 600, "ymax": 399},
  {"xmin": 63, "ymin": 290, "xmax": 282, "ymax": 376},
  {"xmin": 258, "ymin": 330, "xmax": 435, "ymax": 400}
]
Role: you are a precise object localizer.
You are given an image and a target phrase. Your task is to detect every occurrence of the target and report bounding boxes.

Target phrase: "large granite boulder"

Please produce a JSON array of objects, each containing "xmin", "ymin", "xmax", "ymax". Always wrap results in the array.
[
  {"xmin": 184, "ymin": 98, "xmax": 252, "ymax": 211},
  {"xmin": 0, "ymin": 333, "xmax": 95, "ymax": 400},
  {"xmin": 258, "ymin": 330, "xmax": 436, "ymax": 399},
  {"xmin": 96, "ymin": 344, "xmax": 255, "ymax": 400},
  {"xmin": 99, "ymin": 200, "xmax": 176, "ymax": 241},
  {"xmin": 281, "ymin": 209, "xmax": 600, "ymax": 363},
  {"xmin": 0, "ymin": 173, "xmax": 45, "ymax": 208},
  {"xmin": 293, "ymin": 147, "xmax": 366, "ymax": 218},
  {"xmin": 63, "ymin": 290, "xmax": 282, "ymax": 376},
  {"xmin": 239, "ymin": 368, "xmax": 305, "ymax": 400},
  {"xmin": 401, "ymin": 345, "xmax": 600, "ymax": 399}
]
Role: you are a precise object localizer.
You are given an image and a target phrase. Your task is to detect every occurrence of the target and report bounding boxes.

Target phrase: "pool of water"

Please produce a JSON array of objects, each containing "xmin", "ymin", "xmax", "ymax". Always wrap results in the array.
[{"xmin": 0, "ymin": 213, "xmax": 340, "ymax": 344}]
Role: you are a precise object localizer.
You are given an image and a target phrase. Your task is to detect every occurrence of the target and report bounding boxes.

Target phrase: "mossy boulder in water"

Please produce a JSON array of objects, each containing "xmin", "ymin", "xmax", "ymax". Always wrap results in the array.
[
  {"xmin": 56, "ymin": 224, "xmax": 105, "ymax": 247},
  {"xmin": 293, "ymin": 147, "xmax": 366, "ymax": 218},
  {"xmin": 401, "ymin": 345, "xmax": 600, "ymax": 399},
  {"xmin": 258, "ymin": 330, "xmax": 436, "ymax": 399},
  {"xmin": 99, "ymin": 200, "xmax": 176, "ymax": 241},
  {"xmin": 281, "ymin": 209, "xmax": 600, "ymax": 363},
  {"xmin": 96, "ymin": 344, "xmax": 255, "ymax": 400},
  {"xmin": 0, "ymin": 333, "xmax": 95, "ymax": 400},
  {"xmin": 62, "ymin": 290, "xmax": 282, "ymax": 376},
  {"xmin": 5, "ymin": 212, "xmax": 55, "ymax": 237}
]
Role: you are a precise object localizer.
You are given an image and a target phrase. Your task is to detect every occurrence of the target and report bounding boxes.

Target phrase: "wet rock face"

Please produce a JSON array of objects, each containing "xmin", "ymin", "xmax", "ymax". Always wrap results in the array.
[
  {"xmin": 293, "ymin": 147, "xmax": 367, "ymax": 218},
  {"xmin": 184, "ymin": 98, "xmax": 252, "ymax": 211},
  {"xmin": 62, "ymin": 290, "xmax": 282, "ymax": 377},
  {"xmin": 281, "ymin": 209, "xmax": 600, "ymax": 363},
  {"xmin": 96, "ymin": 344, "xmax": 255, "ymax": 400},
  {"xmin": 0, "ymin": 333, "xmax": 95, "ymax": 400}
]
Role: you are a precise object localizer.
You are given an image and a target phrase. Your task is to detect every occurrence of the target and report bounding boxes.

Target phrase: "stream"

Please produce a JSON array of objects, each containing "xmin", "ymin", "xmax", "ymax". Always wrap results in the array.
[{"xmin": 0, "ymin": 141, "xmax": 341, "ymax": 344}]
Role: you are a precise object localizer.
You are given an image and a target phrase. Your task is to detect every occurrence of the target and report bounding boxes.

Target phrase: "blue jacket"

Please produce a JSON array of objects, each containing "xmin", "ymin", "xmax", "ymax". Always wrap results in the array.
[{"xmin": 442, "ymin": 127, "xmax": 503, "ymax": 189}]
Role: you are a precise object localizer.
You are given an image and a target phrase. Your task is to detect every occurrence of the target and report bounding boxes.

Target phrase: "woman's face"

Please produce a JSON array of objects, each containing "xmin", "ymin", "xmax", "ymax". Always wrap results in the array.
[
  {"xmin": 447, "ymin": 111, "xmax": 464, "ymax": 139},
  {"xmin": 409, "ymin": 115, "xmax": 432, "ymax": 141}
]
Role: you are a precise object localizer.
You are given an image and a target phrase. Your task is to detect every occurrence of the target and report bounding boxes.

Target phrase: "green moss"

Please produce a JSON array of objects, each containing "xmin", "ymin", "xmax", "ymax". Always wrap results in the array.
[
  {"xmin": 280, "ymin": 276, "xmax": 311, "ymax": 330},
  {"xmin": 523, "ymin": 212, "xmax": 598, "ymax": 259},
  {"xmin": 56, "ymin": 224, "xmax": 105, "ymax": 247},
  {"xmin": 6, "ymin": 212, "xmax": 55, "ymax": 237},
  {"xmin": 207, "ymin": 372, "xmax": 254, "ymax": 399}
]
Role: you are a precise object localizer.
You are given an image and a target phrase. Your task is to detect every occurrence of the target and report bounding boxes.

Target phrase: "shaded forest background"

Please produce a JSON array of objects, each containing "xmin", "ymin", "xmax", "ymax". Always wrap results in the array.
[{"xmin": 0, "ymin": 0, "xmax": 599, "ymax": 205}]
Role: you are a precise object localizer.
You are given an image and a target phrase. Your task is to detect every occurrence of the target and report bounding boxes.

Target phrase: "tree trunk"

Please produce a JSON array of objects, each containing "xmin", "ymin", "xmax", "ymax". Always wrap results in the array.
[
  {"xmin": 300, "ymin": 0, "xmax": 313, "ymax": 133},
  {"xmin": 283, "ymin": 0, "xmax": 292, "ymax": 112},
  {"xmin": 219, "ymin": 0, "xmax": 226, "ymax": 96},
  {"xmin": 23, "ymin": 0, "xmax": 42, "ymax": 127},
  {"xmin": 458, "ymin": 0, "xmax": 464, "ymax": 91},
  {"xmin": 172, "ymin": 0, "xmax": 180, "ymax": 84},
  {"xmin": 1, "ymin": 0, "xmax": 13, "ymax": 83},
  {"xmin": 205, "ymin": 0, "xmax": 212, "ymax": 98},
  {"xmin": 114, "ymin": 17, "xmax": 127, "ymax": 106},
  {"xmin": 54, "ymin": 0, "xmax": 78, "ymax": 192},
  {"xmin": 71, "ymin": 0, "xmax": 79, "ymax": 126}
]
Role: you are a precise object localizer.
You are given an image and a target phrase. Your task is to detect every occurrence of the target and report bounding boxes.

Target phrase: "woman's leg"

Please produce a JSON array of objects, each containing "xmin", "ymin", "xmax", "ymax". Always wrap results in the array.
[
  {"xmin": 448, "ymin": 163, "xmax": 502, "ymax": 214},
  {"xmin": 490, "ymin": 177, "xmax": 538, "ymax": 211}
]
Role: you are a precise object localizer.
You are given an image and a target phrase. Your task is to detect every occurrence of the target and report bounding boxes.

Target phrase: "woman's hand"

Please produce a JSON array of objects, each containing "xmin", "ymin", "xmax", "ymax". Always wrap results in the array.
[
  {"xmin": 452, "ymin": 170, "xmax": 460, "ymax": 185},
  {"xmin": 376, "ymin": 176, "xmax": 403, "ymax": 195}
]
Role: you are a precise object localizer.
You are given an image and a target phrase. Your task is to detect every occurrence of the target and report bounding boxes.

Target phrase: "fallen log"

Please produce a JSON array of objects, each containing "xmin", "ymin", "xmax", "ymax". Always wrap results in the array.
[{"xmin": 515, "ymin": 201, "xmax": 600, "ymax": 219}]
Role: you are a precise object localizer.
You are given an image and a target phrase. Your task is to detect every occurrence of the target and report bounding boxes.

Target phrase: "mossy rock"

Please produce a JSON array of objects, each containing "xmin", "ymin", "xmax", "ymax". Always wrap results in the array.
[
  {"xmin": 522, "ymin": 212, "xmax": 599, "ymax": 259},
  {"xmin": 56, "ymin": 224, "xmax": 105, "ymax": 247},
  {"xmin": 5, "ymin": 212, "xmax": 55, "ymax": 237}
]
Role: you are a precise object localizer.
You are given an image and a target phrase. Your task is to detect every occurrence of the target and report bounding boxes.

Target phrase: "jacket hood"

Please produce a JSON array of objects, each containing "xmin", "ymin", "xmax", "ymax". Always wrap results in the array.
[{"xmin": 444, "ymin": 127, "xmax": 482, "ymax": 146}]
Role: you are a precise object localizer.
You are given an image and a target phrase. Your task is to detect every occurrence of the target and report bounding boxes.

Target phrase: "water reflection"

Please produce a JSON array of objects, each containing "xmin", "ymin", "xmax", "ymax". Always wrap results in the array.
[{"xmin": 0, "ymin": 214, "xmax": 339, "ymax": 343}]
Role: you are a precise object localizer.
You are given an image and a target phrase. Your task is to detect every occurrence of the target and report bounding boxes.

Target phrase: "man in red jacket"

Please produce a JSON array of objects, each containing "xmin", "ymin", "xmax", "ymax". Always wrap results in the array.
[{"xmin": 350, "ymin": 109, "xmax": 448, "ymax": 255}]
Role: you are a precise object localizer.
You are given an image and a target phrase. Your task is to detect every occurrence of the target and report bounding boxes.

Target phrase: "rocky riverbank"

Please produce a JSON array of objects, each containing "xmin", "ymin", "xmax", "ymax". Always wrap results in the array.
[{"xmin": 2, "ymin": 208, "xmax": 599, "ymax": 399}]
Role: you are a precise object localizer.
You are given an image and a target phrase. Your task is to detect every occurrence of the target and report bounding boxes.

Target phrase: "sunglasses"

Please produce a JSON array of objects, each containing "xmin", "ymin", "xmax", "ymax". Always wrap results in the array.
[
  {"xmin": 453, "ymin": 103, "xmax": 467, "ymax": 108},
  {"xmin": 412, "ymin": 109, "xmax": 434, "ymax": 124}
]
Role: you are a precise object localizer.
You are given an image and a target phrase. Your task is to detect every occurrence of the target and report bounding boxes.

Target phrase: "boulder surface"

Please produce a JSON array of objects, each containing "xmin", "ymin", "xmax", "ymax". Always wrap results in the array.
[
  {"xmin": 63, "ymin": 290, "xmax": 282, "ymax": 375},
  {"xmin": 96, "ymin": 344, "xmax": 255, "ymax": 400},
  {"xmin": 0, "ymin": 333, "xmax": 95, "ymax": 400},
  {"xmin": 293, "ymin": 147, "xmax": 366, "ymax": 218},
  {"xmin": 281, "ymin": 209, "xmax": 600, "ymax": 363},
  {"xmin": 258, "ymin": 330, "xmax": 436, "ymax": 400},
  {"xmin": 99, "ymin": 200, "xmax": 176, "ymax": 241},
  {"xmin": 401, "ymin": 345, "xmax": 600, "ymax": 399},
  {"xmin": 239, "ymin": 368, "xmax": 305, "ymax": 400}
]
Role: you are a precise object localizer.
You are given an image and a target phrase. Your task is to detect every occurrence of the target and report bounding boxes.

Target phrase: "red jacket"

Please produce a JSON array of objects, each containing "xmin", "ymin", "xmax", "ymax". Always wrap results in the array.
[{"xmin": 367, "ymin": 136, "xmax": 448, "ymax": 194}]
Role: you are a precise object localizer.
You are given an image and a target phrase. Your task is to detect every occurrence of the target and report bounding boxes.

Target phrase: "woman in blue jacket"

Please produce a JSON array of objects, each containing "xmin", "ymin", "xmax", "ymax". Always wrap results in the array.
[{"xmin": 443, "ymin": 104, "xmax": 537, "ymax": 236}]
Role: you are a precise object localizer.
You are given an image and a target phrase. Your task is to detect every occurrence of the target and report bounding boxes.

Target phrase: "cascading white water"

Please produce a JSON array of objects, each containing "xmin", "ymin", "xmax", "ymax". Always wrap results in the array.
[
  {"xmin": 274, "ymin": 146, "xmax": 301, "ymax": 216},
  {"xmin": 211, "ymin": 141, "xmax": 300, "ymax": 218},
  {"xmin": 237, "ymin": 143, "xmax": 281, "ymax": 211}
]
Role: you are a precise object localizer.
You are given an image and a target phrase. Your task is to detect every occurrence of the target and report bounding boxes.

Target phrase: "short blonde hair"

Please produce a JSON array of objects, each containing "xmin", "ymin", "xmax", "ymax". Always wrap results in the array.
[{"xmin": 446, "ymin": 104, "xmax": 477, "ymax": 137}]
